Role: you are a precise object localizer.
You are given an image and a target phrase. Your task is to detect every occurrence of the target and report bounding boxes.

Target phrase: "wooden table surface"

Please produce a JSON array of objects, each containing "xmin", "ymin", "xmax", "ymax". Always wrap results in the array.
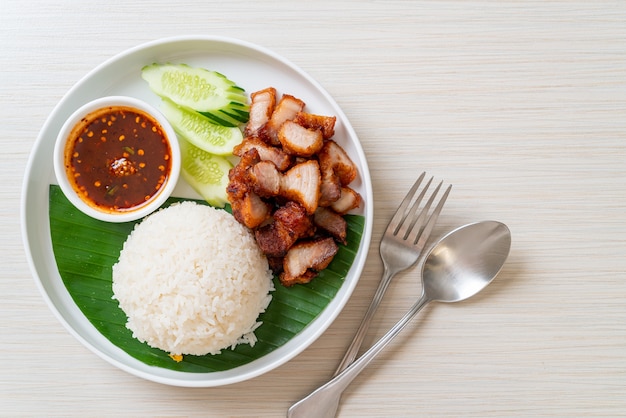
[{"xmin": 2, "ymin": 1, "xmax": 625, "ymax": 416}]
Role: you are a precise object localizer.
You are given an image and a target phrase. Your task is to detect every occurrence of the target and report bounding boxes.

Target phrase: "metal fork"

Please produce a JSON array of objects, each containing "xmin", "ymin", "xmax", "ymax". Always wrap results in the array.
[
  {"xmin": 334, "ymin": 172, "xmax": 451, "ymax": 374},
  {"xmin": 287, "ymin": 173, "xmax": 451, "ymax": 418}
]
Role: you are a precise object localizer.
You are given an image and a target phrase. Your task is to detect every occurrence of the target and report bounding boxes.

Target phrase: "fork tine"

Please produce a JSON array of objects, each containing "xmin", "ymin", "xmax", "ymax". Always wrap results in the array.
[
  {"xmin": 399, "ymin": 176, "xmax": 434, "ymax": 239},
  {"xmin": 413, "ymin": 183, "xmax": 452, "ymax": 247},
  {"xmin": 387, "ymin": 172, "xmax": 425, "ymax": 234},
  {"xmin": 404, "ymin": 179, "xmax": 442, "ymax": 243}
]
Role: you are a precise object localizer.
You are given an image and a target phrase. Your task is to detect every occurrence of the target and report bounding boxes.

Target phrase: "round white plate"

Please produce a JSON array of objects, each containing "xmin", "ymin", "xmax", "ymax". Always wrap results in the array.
[{"xmin": 21, "ymin": 35, "xmax": 373, "ymax": 387}]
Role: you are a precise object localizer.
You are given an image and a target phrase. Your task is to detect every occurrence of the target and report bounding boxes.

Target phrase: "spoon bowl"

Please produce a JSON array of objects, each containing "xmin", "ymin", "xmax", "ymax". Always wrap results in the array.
[
  {"xmin": 288, "ymin": 220, "xmax": 511, "ymax": 418},
  {"xmin": 424, "ymin": 221, "xmax": 511, "ymax": 303}
]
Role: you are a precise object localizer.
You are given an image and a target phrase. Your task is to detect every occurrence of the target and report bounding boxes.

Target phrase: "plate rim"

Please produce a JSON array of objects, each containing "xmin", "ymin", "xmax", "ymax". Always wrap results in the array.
[{"xmin": 20, "ymin": 34, "xmax": 374, "ymax": 387}]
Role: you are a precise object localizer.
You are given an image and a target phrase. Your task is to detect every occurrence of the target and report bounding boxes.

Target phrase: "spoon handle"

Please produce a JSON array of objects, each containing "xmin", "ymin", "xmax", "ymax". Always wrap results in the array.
[{"xmin": 287, "ymin": 294, "xmax": 430, "ymax": 418}]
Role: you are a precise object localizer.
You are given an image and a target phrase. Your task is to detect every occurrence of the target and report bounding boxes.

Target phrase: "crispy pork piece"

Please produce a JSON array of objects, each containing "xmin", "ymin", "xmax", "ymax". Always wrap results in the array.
[
  {"xmin": 280, "ymin": 270, "xmax": 318, "ymax": 287},
  {"xmin": 318, "ymin": 140, "xmax": 358, "ymax": 186},
  {"xmin": 318, "ymin": 140, "xmax": 358, "ymax": 207},
  {"xmin": 266, "ymin": 256, "xmax": 284, "ymax": 275},
  {"xmin": 254, "ymin": 201, "xmax": 313, "ymax": 257},
  {"xmin": 264, "ymin": 94, "xmax": 305, "ymax": 145},
  {"xmin": 280, "ymin": 160, "xmax": 321, "ymax": 214},
  {"xmin": 255, "ymin": 225, "xmax": 291, "ymax": 258},
  {"xmin": 230, "ymin": 147, "xmax": 260, "ymax": 177},
  {"xmin": 274, "ymin": 201, "xmax": 314, "ymax": 238},
  {"xmin": 227, "ymin": 149, "xmax": 271, "ymax": 229},
  {"xmin": 248, "ymin": 160, "xmax": 281, "ymax": 197},
  {"xmin": 278, "ymin": 120, "xmax": 324, "ymax": 157},
  {"xmin": 233, "ymin": 137, "xmax": 292, "ymax": 171},
  {"xmin": 245, "ymin": 87, "xmax": 276, "ymax": 138},
  {"xmin": 293, "ymin": 111, "xmax": 336, "ymax": 140},
  {"xmin": 279, "ymin": 237, "xmax": 339, "ymax": 286},
  {"xmin": 313, "ymin": 207, "xmax": 347, "ymax": 245},
  {"xmin": 318, "ymin": 169, "xmax": 342, "ymax": 207},
  {"xmin": 232, "ymin": 192, "xmax": 272, "ymax": 229},
  {"xmin": 330, "ymin": 186, "xmax": 362, "ymax": 214},
  {"xmin": 227, "ymin": 148, "xmax": 259, "ymax": 202}
]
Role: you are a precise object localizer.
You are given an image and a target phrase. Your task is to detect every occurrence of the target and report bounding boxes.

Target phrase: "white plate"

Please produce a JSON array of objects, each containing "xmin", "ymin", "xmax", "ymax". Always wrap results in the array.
[{"xmin": 21, "ymin": 35, "xmax": 373, "ymax": 387}]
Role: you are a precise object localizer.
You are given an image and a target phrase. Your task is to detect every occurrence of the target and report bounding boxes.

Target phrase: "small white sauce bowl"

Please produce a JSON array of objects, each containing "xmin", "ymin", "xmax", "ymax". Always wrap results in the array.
[{"xmin": 53, "ymin": 96, "xmax": 181, "ymax": 223}]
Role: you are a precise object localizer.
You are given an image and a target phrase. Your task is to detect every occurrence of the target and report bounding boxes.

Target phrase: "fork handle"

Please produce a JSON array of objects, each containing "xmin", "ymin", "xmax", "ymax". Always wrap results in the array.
[{"xmin": 333, "ymin": 266, "xmax": 395, "ymax": 375}]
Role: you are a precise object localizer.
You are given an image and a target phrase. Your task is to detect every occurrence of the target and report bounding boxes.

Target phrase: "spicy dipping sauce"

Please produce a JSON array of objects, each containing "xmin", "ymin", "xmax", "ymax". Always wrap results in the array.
[{"xmin": 64, "ymin": 105, "xmax": 172, "ymax": 213}]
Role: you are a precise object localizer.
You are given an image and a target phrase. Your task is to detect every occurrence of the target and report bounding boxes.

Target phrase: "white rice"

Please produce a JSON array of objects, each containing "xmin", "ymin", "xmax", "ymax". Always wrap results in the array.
[{"xmin": 112, "ymin": 201, "xmax": 274, "ymax": 356}]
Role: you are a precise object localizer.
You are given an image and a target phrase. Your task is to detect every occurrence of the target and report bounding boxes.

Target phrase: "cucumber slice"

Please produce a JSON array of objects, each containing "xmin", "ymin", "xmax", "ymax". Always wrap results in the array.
[
  {"xmin": 160, "ymin": 99, "xmax": 243, "ymax": 155},
  {"xmin": 201, "ymin": 105, "xmax": 250, "ymax": 127},
  {"xmin": 179, "ymin": 138, "xmax": 232, "ymax": 208},
  {"xmin": 141, "ymin": 63, "xmax": 249, "ymax": 126}
]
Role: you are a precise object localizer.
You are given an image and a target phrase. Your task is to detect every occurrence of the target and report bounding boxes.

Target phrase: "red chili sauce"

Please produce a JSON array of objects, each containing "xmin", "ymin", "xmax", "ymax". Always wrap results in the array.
[{"xmin": 64, "ymin": 106, "xmax": 172, "ymax": 213}]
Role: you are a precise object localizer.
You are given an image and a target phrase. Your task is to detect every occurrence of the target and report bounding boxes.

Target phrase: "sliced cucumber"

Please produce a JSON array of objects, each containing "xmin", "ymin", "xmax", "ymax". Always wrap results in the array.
[
  {"xmin": 160, "ymin": 99, "xmax": 243, "ymax": 155},
  {"xmin": 201, "ymin": 104, "xmax": 250, "ymax": 127},
  {"xmin": 179, "ymin": 137, "xmax": 232, "ymax": 208},
  {"xmin": 142, "ymin": 63, "xmax": 249, "ymax": 126}
]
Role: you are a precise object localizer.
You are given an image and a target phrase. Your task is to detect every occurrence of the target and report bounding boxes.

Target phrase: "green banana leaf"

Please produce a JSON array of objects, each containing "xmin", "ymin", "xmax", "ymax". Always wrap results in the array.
[{"xmin": 48, "ymin": 185, "xmax": 364, "ymax": 373}]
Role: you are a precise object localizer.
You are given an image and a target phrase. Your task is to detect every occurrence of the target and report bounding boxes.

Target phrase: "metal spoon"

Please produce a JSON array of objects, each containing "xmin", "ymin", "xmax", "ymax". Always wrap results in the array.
[{"xmin": 287, "ymin": 220, "xmax": 511, "ymax": 418}]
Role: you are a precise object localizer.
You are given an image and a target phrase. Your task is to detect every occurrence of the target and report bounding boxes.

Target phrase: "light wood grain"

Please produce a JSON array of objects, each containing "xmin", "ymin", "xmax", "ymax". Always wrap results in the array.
[{"xmin": 2, "ymin": 1, "xmax": 625, "ymax": 416}]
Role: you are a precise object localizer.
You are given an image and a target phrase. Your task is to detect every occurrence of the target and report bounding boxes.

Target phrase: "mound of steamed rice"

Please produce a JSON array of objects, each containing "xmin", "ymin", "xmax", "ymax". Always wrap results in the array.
[{"xmin": 112, "ymin": 201, "xmax": 274, "ymax": 356}]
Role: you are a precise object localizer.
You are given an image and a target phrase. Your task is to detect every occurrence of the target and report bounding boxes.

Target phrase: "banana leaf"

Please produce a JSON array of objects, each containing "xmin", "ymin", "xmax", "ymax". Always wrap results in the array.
[{"xmin": 48, "ymin": 185, "xmax": 364, "ymax": 372}]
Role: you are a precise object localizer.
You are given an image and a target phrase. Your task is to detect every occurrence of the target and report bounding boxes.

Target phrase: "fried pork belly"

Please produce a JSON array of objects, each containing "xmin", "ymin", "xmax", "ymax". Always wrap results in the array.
[
  {"xmin": 319, "ymin": 170, "xmax": 342, "ymax": 207},
  {"xmin": 278, "ymin": 120, "xmax": 324, "ymax": 157},
  {"xmin": 248, "ymin": 160, "xmax": 281, "ymax": 197},
  {"xmin": 334, "ymin": 187, "xmax": 362, "ymax": 214},
  {"xmin": 280, "ymin": 160, "xmax": 321, "ymax": 214},
  {"xmin": 244, "ymin": 87, "xmax": 276, "ymax": 138},
  {"xmin": 330, "ymin": 186, "xmax": 362, "ymax": 214},
  {"xmin": 227, "ymin": 148, "xmax": 259, "ymax": 202},
  {"xmin": 233, "ymin": 137, "xmax": 292, "ymax": 171},
  {"xmin": 227, "ymin": 149, "xmax": 271, "ymax": 229},
  {"xmin": 274, "ymin": 201, "xmax": 314, "ymax": 237},
  {"xmin": 228, "ymin": 87, "xmax": 363, "ymax": 286},
  {"xmin": 280, "ymin": 237, "xmax": 338, "ymax": 286},
  {"xmin": 230, "ymin": 147, "xmax": 323, "ymax": 216},
  {"xmin": 255, "ymin": 201, "xmax": 313, "ymax": 258},
  {"xmin": 266, "ymin": 256, "xmax": 284, "ymax": 275},
  {"xmin": 319, "ymin": 140, "xmax": 357, "ymax": 186},
  {"xmin": 264, "ymin": 94, "xmax": 305, "ymax": 145},
  {"xmin": 318, "ymin": 140, "xmax": 358, "ymax": 207},
  {"xmin": 313, "ymin": 207, "xmax": 347, "ymax": 245},
  {"xmin": 293, "ymin": 111, "xmax": 336, "ymax": 140},
  {"xmin": 233, "ymin": 192, "xmax": 272, "ymax": 230}
]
